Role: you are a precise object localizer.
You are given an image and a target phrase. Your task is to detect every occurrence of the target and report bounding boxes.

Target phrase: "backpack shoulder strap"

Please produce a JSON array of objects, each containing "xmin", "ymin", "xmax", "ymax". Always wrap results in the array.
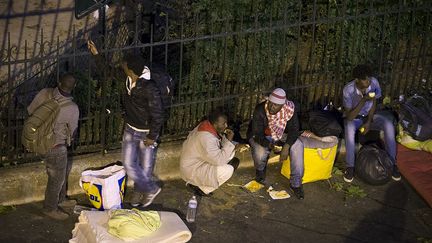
[
  {"xmin": 47, "ymin": 88, "xmax": 54, "ymax": 99},
  {"xmin": 58, "ymin": 99, "xmax": 74, "ymax": 108}
]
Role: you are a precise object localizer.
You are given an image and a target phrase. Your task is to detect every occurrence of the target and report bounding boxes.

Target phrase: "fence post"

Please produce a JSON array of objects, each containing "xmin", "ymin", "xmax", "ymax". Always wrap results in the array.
[{"xmin": 7, "ymin": 32, "xmax": 13, "ymax": 160}]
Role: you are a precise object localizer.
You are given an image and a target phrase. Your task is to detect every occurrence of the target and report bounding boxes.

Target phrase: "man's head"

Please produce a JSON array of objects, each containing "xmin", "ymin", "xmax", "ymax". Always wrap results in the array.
[
  {"xmin": 267, "ymin": 88, "xmax": 286, "ymax": 115},
  {"xmin": 58, "ymin": 73, "xmax": 76, "ymax": 93},
  {"xmin": 353, "ymin": 64, "xmax": 372, "ymax": 90},
  {"xmin": 208, "ymin": 108, "xmax": 228, "ymax": 134},
  {"xmin": 122, "ymin": 53, "xmax": 146, "ymax": 78}
]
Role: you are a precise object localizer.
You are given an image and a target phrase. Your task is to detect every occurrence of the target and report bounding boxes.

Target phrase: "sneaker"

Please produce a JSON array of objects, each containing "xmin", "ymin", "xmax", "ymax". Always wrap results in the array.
[
  {"xmin": 58, "ymin": 199, "xmax": 77, "ymax": 208},
  {"xmin": 392, "ymin": 166, "xmax": 401, "ymax": 181},
  {"xmin": 130, "ymin": 191, "xmax": 143, "ymax": 207},
  {"xmin": 343, "ymin": 167, "xmax": 354, "ymax": 183},
  {"xmin": 43, "ymin": 209, "xmax": 69, "ymax": 220},
  {"xmin": 186, "ymin": 183, "xmax": 212, "ymax": 197},
  {"xmin": 290, "ymin": 185, "xmax": 304, "ymax": 200},
  {"xmin": 141, "ymin": 187, "xmax": 162, "ymax": 207}
]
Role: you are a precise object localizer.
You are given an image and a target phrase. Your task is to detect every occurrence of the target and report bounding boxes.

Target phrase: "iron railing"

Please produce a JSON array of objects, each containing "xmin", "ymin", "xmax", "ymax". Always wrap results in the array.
[{"xmin": 1, "ymin": 0, "xmax": 431, "ymax": 166}]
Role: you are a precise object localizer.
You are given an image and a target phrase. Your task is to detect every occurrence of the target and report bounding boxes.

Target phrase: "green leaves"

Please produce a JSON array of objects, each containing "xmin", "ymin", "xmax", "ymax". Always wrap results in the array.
[
  {"xmin": 346, "ymin": 185, "xmax": 367, "ymax": 198},
  {"xmin": 0, "ymin": 205, "xmax": 16, "ymax": 215}
]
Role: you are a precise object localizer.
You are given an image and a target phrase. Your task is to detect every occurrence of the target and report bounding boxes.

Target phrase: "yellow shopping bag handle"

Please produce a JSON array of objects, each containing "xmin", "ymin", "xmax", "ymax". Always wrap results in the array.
[{"xmin": 316, "ymin": 147, "xmax": 334, "ymax": 161}]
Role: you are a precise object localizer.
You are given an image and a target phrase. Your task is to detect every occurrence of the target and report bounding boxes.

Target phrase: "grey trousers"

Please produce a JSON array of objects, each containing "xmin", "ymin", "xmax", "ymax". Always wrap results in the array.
[{"xmin": 43, "ymin": 145, "xmax": 72, "ymax": 211}]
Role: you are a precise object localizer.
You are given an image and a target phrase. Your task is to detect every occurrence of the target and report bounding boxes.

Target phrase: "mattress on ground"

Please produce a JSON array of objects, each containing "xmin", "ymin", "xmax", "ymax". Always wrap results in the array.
[
  {"xmin": 70, "ymin": 211, "xmax": 192, "ymax": 243},
  {"xmin": 397, "ymin": 144, "xmax": 432, "ymax": 207}
]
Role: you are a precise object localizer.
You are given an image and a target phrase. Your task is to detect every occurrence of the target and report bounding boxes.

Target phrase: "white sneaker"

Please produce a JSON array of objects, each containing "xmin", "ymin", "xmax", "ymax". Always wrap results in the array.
[{"xmin": 141, "ymin": 187, "xmax": 162, "ymax": 207}]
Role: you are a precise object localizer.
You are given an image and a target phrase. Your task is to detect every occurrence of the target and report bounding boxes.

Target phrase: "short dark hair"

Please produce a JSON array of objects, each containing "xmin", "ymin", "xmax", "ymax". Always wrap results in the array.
[
  {"xmin": 123, "ymin": 52, "xmax": 146, "ymax": 75},
  {"xmin": 208, "ymin": 108, "xmax": 227, "ymax": 124},
  {"xmin": 58, "ymin": 73, "xmax": 76, "ymax": 93},
  {"xmin": 353, "ymin": 64, "xmax": 372, "ymax": 80}
]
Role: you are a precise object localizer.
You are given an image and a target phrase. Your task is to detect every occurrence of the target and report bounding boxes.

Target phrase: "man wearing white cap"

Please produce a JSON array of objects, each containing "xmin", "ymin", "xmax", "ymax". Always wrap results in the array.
[{"xmin": 247, "ymin": 88, "xmax": 319, "ymax": 199}]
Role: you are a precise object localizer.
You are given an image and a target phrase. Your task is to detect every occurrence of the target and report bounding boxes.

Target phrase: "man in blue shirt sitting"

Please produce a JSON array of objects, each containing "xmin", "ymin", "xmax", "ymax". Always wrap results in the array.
[{"xmin": 342, "ymin": 64, "xmax": 401, "ymax": 182}]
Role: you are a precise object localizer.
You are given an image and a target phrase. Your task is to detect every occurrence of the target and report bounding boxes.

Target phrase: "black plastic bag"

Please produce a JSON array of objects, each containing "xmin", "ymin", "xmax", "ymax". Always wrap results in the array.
[
  {"xmin": 355, "ymin": 144, "xmax": 393, "ymax": 185},
  {"xmin": 309, "ymin": 110, "xmax": 343, "ymax": 137}
]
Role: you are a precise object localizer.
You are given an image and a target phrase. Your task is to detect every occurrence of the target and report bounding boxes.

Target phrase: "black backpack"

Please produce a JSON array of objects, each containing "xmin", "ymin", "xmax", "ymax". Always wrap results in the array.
[
  {"xmin": 308, "ymin": 110, "xmax": 343, "ymax": 137},
  {"xmin": 355, "ymin": 144, "xmax": 393, "ymax": 185},
  {"xmin": 399, "ymin": 95, "xmax": 432, "ymax": 141}
]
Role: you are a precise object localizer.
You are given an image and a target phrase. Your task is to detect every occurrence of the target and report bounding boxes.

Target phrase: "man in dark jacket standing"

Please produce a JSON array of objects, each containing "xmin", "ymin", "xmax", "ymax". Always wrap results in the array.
[
  {"xmin": 88, "ymin": 41, "xmax": 164, "ymax": 207},
  {"xmin": 248, "ymin": 88, "xmax": 320, "ymax": 199}
]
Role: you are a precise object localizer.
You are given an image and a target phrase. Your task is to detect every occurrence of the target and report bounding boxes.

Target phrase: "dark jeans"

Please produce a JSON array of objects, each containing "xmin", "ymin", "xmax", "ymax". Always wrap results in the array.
[
  {"xmin": 250, "ymin": 137, "xmax": 305, "ymax": 187},
  {"xmin": 43, "ymin": 145, "xmax": 72, "ymax": 211},
  {"xmin": 122, "ymin": 126, "xmax": 159, "ymax": 194}
]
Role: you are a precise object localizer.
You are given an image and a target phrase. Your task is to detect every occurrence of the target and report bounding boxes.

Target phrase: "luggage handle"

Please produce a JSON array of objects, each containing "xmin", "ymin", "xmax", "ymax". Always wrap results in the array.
[{"xmin": 316, "ymin": 147, "xmax": 334, "ymax": 161}]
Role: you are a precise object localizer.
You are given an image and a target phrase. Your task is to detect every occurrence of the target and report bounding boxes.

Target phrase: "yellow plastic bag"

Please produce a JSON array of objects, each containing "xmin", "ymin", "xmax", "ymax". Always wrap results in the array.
[
  {"xmin": 281, "ymin": 145, "xmax": 337, "ymax": 184},
  {"xmin": 397, "ymin": 124, "xmax": 432, "ymax": 153}
]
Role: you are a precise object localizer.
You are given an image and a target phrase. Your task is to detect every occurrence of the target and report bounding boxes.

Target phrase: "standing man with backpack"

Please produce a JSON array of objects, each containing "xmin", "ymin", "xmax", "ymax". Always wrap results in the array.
[
  {"xmin": 26, "ymin": 74, "xmax": 79, "ymax": 220},
  {"xmin": 87, "ymin": 40, "xmax": 168, "ymax": 207},
  {"xmin": 342, "ymin": 64, "xmax": 401, "ymax": 183}
]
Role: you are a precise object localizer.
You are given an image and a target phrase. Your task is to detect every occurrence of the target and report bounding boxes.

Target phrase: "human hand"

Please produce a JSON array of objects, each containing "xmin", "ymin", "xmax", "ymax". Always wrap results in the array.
[
  {"xmin": 301, "ymin": 130, "xmax": 313, "ymax": 138},
  {"xmin": 235, "ymin": 144, "xmax": 249, "ymax": 153},
  {"xmin": 224, "ymin": 129, "xmax": 234, "ymax": 141},
  {"xmin": 87, "ymin": 40, "xmax": 99, "ymax": 55},
  {"xmin": 279, "ymin": 144, "xmax": 290, "ymax": 163},
  {"xmin": 268, "ymin": 143, "xmax": 275, "ymax": 150},
  {"xmin": 359, "ymin": 122, "xmax": 370, "ymax": 134},
  {"xmin": 362, "ymin": 93, "xmax": 375, "ymax": 101},
  {"xmin": 144, "ymin": 137, "xmax": 155, "ymax": 147}
]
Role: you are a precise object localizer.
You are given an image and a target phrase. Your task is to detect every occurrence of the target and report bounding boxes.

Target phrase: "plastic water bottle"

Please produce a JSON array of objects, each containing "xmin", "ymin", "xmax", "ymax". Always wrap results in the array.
[{"xmin": 186, "ymin": 195, "xmax": 198, "ymax": 223}]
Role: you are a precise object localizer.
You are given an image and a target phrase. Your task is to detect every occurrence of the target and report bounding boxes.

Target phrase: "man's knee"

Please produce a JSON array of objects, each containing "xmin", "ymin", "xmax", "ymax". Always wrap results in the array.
[
  {"xmin": 344, "ymin": 120, "xmax": 357, "ymax": 138},
  {"xmin": 290, "ymin": 138, "xmax": 304, "ymax": 154},
  {"xmin": 217, "ymin": 164, "xmax": 235, "ymax": 183}
]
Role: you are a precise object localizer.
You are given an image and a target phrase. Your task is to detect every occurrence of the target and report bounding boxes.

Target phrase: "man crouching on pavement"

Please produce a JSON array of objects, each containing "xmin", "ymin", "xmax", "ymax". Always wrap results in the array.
[{"xmin": 180, "ymin": 109, "xmax": 240, "ymax": 196}]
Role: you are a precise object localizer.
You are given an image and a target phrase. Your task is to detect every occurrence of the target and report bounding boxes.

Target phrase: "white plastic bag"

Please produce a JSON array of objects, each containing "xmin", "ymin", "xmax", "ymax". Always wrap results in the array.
[{"xmin": 80, "ymin": 165, "xmax": 126, "ymax": 210}]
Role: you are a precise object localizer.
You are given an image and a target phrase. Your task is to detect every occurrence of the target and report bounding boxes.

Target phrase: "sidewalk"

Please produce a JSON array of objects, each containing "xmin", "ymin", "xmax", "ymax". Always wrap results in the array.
[{"xmin": 0, "ymin": 163, "xmax": 431, "ymax": 243}]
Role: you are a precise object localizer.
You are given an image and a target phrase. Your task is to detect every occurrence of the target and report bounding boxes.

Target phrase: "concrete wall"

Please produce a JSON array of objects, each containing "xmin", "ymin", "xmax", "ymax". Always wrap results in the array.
[
  {"xmin": 0, "ymin": 140, "xmax": 262, "ymax": 206},
  {"xmin": 0, "ymin": 137, "xmax": 353, "ymax": 206}
]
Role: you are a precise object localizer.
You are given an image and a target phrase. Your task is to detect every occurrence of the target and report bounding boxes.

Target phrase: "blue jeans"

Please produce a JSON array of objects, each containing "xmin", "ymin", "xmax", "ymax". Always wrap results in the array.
[
  {"xmin": 344, "ymin": 113, "xmax": 396, "ymax": 168},
  {"xmin": 122, "ymin": 126, "xmax": 159, "ymax": 194},
  {"xmin": 249, "ymin": 137, "xmax": 305, "ymax": 187}
]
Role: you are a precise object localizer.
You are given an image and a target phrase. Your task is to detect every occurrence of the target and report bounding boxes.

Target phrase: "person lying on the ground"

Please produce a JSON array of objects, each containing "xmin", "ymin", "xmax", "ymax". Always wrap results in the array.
[
  {"xmin": 87, "ymin": 40, "xmax": 164, "ymax": 207},
  {"xmin": 247, "ymin": 88, "xmax": 322, "ymax": 199},
  {"xmin": 342, "ymin": 64, "xmax": 401, "ymax": 183},
  {"xmin": 180, "ymin": 109, "xmax": 241, "ymax": 197}
]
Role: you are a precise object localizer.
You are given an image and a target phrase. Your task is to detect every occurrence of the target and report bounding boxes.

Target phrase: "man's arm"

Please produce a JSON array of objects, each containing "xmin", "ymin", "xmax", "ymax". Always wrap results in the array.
[
  {"xmin": 279, "ymin": 107, "xmax": 301, "ymax": 162},
  {"xmin": 364, "ymin": 78, "xmax": 380, "ymax": 124},
  {"xmin": 283, "ymin": 108, "xmax": 301, "ymax": 147},
  {"xmin": 145, "ymin": 82, "xmax": 164, "ymax": 143},
  {"xmin": 344, "ymin": 95, "xmax": 371, "ymax": 121},
  {"xmin": 366, "ymin": 98, "xmax": 376, "ymax": 123},
  {"xmin": 201, "ymin": 133, "xmax": 235, "ymax": 166},
  {"xmin": 68, "ymin": 105, "xmax": 80, "ymax": 145},
  {"xmin": 250, "ymin": 105, "xmax": 271, "ymax": 148},
  {"xmin": 87, "ymin": 40, "xmax": 125, "ymax": 82}
]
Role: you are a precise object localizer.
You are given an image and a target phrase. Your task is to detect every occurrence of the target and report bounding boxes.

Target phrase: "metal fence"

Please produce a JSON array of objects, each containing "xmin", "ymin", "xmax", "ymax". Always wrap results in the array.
[{"xmin": 1, "ymin": 0, "xmax": 431, "ymax": 166}]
